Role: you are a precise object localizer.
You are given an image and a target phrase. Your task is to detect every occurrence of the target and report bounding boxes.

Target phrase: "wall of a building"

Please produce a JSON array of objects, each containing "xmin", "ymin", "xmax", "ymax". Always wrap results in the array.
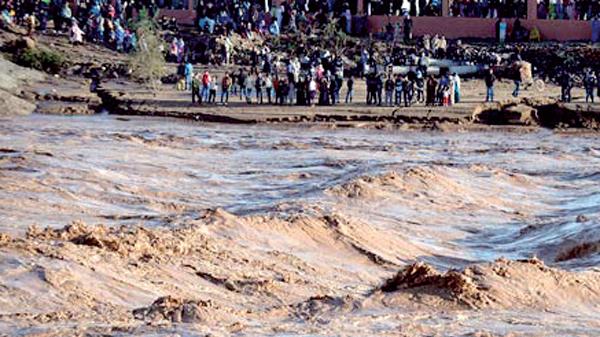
[
  {"xmin": 160, "ymin": 9, "xmax": 196, "ymax": 25},
  {"xmin": 366, "ymin": 16, "xmax": 592, "ymax": 41},
  {"xmin": 162, "ymin": 7, "xmax": 593, "ymax": 42}
]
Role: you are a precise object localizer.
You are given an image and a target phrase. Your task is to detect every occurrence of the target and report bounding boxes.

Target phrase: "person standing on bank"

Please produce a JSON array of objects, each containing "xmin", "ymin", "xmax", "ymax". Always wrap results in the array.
[
  {"xmin": 238, "ymin": 68, "xmax": 247, "ymax": 101},
  {"xmin": 485, "ymin": 69, "xmax": 496, "ymax": 102},
  {"xmin": 584, "ymin": 70, "xmax": 597, "ymax": 103},
  {"xmin": 184, "ymin": 61, "xmax": 194, "ymax": 91},
  {"xmin": 264, "ymin": 74, "xmax": 273, "ymax": 104},
  {"xmin": 395, "ymin": 74, "xmax": 404, "ymax": 107},
  {"xmin": 426, "ymin": 75, "xmax": 438, "ymax": 106},
  {"xmin": 375, "ymin": 73, "xmax": 384, "ymax": 106},
  {"xmin": 403, "ymin": 14, "xmax": 413, "ymax": 43},
  {"xmin": 209, "ymin": 76, "xmax": 218, "ymax": 104},
  {"xmin": 255, "ymin": 73, "xmax": 264, "ymax": 104},
  {"xmin": 512, "ymin": 65, "xmax": 521, "ymax": 98},
  {"xmin": 385, "ymin": 75, "xmax": 395, "ymax": 106},
  {"xmin": 345, "ymin": 76, "xmax": 354, "ymax": 104},
  {"xmin": 192, "ymin": 73, "xmax": 201, "ymax": 104},
  {"xmin": 221, "ymin": 73, "xmax": 231, "ymax": 105},
  {"xmin": 560, "ymin": 71, "xmax": 573, "ymax": 103},
  {"xmin": 453, "ymin": 72, "xmax": 461, "ymax": 103}
]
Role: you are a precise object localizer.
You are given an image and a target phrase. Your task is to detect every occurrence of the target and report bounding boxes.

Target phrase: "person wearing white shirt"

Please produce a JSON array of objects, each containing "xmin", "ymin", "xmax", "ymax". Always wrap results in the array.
[
  {"xmin": 264, "ymin": 75, "xmax": 273, "ymax": 104},
  {"xmin": 70, "ymin": 21, "xmax": 84, "ymax": 45},
  {"xmin": 244, "ymin": 73, "xmax": 254, "ymax": 103},
  {"xmin": 308, "ymin": 77, "xmax": 318, "ymax": 106}
]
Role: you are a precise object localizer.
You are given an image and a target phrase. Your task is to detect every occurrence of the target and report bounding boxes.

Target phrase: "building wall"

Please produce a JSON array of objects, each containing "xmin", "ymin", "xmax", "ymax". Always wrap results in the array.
[
  {"xmin": 366, "ymin": 16, "xmax": 593, "ymax": 41},
  {"xmin": 160, "ymin": 9, "xmax": 593, "ymax": 42},
  {"xmin": 160, "ymin": 9, "xmax": 196, "ymax": 25}
]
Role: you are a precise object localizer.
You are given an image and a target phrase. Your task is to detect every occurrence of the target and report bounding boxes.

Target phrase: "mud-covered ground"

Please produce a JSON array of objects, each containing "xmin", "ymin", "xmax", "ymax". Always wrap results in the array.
[{"xmin": 0, "ymin": 114, "xmax": 599, "ymax": 336}]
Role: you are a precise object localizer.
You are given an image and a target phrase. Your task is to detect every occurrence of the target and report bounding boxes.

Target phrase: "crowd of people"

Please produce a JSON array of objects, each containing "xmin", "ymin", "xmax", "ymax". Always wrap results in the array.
[
  {"xmin": 365, "ymin": 0, "xmax": 442, "ymax": 16},
  {"xmin": 176, "ymin": 26, "xmax": 600, "ymax": 108},
  {"xmin": 559, "ymin": 68, "xmax": 600, "ymax": 103},
  {"xmin": 175, "ymin": 18, "xmax": 468, "ymax": 109},
  {"xmin": 182, "ymin": 63, "xmax": 468, "ymax": 108},
  {"xmin": 160, "ymin": 1, "xmax": 365, "ymax": 69},
  {"xmin": 537, "ymin": 0, "xmax": 600, "ymax": 20},
  {"xmin": 366, "ymin": 0, "xmax": 600, "ymax": 20},
  {"xmin": 449, "ymin": 0, "xmax": 527, "ymax": 18},
  {"xmin": 169, "ymin": 0, "xmax": 600, "ymax": 107},
  {"xmin": 195, "ymin": 0, "xmax": 357, "ymax": 36},
  {"xmin": 0, "ymin": 0, "xmax": 151, "ymax": 51},
  {"xmin": 365, "ymin": 0, "xmax": 528, "ymax": 18}
]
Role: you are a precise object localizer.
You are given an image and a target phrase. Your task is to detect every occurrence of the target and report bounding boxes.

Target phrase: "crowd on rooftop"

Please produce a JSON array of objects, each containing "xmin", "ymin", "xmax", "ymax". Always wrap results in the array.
[
  {"xmin": 351, "ymin": 0, "xmax": 600, "ymax": 20},
  {"xmin": 537, "ymin": 0, "xmax": 600, "ymax": 20}
]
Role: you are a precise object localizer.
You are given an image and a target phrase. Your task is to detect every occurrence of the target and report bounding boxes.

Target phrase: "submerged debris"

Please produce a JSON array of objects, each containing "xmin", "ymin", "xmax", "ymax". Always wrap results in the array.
[
  {"xmin": 556, "ymin": 241, "xmax": 600, "ymax": 262},
  {"xmin": 377, "ymin": 258, "xmax": 600, "ymax": 309},
  {"xmin": 25, "ymin": 220, "xmax": 210, "ymax": 261},
  {"xmin": 133, "ymin": 296, "xmax": 218, "ymax": 324}
]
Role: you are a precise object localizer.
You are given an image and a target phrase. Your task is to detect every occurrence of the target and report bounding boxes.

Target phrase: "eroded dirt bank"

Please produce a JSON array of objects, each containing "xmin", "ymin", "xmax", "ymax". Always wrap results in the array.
[{"xmin": 96, "ymin": 84, "xmax": 600, "ymax": 130}]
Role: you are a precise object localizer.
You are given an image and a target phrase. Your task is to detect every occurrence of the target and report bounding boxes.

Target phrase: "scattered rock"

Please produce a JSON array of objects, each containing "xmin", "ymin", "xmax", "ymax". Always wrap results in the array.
[
  {"xmin": 576, "ymin": 215, "xmax": 589, "ymax": 223},
  {"xmin": 380, "ymin": 262, "xmax": 440, "ymax": 292},
  {"xmin": 289, "ymin": 295, "xmax": 358, "ymax": 320},
  {"xmin": 0, "ymin": 89, "xmax": 37, "ymax": 116},
  {"xmin": 378, "ymin": 258, "xmax": 600, "ymax": 310},
  {"xmin": 25, "ymin": 220, "xmax": 209, "ymax": 261},
  {"xmin": 555, "ymin": 241, "xmax": 600, "ymax": 262},
  {"xmin": 0, "ymin": 232, "xmax": 12, "ymax": 246},
  {"xmin": 10, "ymin": 36, "xmax": 37, "ymax": 51},
  {"xmin": 503, "ymin": 104, "xmax": 538, "ymax": 125},
  {"xmin": 132, "ymin": 296, "xmax": 218, "ymax": 324}
]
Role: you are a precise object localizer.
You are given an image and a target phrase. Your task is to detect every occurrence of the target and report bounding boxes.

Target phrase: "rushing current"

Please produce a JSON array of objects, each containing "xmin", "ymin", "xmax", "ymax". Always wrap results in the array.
[{"xmin": 1, "ymin": 114, "xmax": 599, "ymax": 336}]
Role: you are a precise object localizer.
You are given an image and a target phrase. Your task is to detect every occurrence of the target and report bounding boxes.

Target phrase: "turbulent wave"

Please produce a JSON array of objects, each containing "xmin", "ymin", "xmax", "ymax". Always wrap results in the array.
[
  {"xmin": 327, "ymin": 164, "xmax": 536, "ymax": 208},
  {"xmin": 374, "ymin": 258, "xmax": 600, "ymax": 310},
  {"xmin": 1, "ymin": 115, "xmax": 600, "ymax": 336}
]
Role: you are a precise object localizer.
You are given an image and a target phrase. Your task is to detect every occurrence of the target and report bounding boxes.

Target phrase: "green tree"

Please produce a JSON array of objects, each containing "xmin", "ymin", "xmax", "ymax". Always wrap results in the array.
[
  {"xmin": 128, "ymin": 9, "xmax": 166, "ymax": 90},
  {"xmin": 322, "ymin": 19, "xmax": 348, "ymax": 56}
]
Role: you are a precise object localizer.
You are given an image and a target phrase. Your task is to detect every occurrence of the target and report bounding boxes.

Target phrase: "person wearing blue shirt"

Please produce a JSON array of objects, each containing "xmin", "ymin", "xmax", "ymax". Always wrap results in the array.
[
  {"xmin": 115, "ymin": 22, "xmax": 125, "ymax": 52},
  {"xmin": 184, "ymin": 61, "xmax": 194, "ymax": 91},
  {"xmin": 269, "ymin": 20, "xmax": 279, "ymax": 36}
]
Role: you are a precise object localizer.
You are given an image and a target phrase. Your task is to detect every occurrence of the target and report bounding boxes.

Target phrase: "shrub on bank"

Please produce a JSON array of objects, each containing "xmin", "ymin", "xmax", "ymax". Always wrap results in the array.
[
  {"xmin": 14, "ymin": 47, "xmax": 65, "ymax": 74},
  {"xmin": 128, "ymin": 9, "xmax": 167, "ymax": 90}
]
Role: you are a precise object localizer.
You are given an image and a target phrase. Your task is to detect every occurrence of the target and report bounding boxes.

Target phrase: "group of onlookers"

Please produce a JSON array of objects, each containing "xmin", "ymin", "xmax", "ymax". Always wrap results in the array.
[
  {"xmin": 537, "ymin": 0, "xmax": 600, "ymax": 20},
  {"xmin": 0, "ymin": 0, "xmax": 142, "ymax": 52},
  {"xmin": 182, "ymin": 58, "xmax": 469, "ymax": 108}
]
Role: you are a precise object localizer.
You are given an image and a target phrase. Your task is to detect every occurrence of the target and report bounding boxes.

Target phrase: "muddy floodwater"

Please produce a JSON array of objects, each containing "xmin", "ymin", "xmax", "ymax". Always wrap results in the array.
[{"xmin": 0, "ymin": 114, "xmax": 599, "ymax": 337}]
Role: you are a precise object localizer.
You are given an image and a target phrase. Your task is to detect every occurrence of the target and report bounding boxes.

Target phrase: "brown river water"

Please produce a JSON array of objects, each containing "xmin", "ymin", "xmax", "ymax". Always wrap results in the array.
[{"xmin": 0, "ymin": 114, "xmax": 599, "ymax": 336}]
